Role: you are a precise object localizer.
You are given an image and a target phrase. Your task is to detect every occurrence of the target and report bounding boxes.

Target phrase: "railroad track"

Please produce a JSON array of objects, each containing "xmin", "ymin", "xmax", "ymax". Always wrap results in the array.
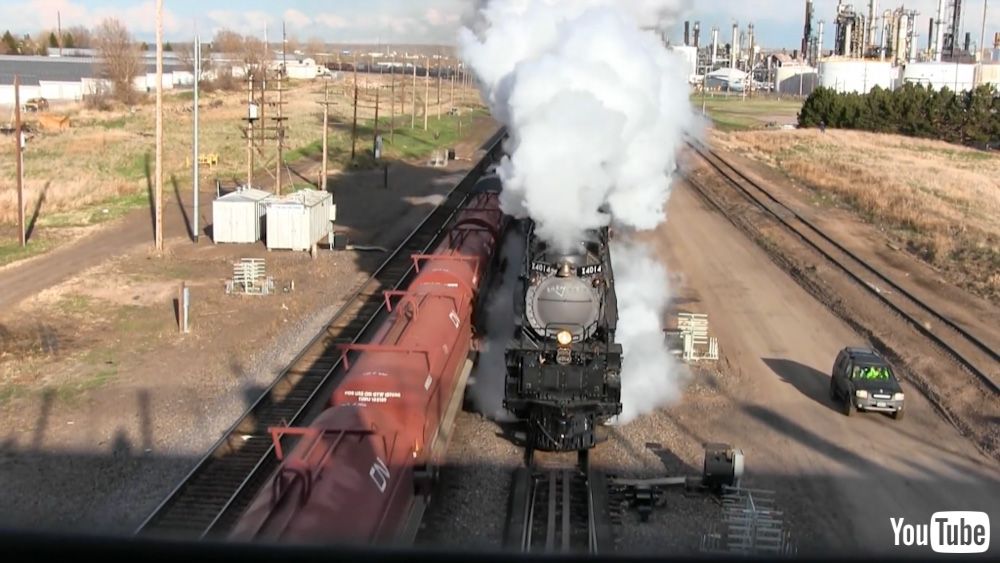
[
  {"xmin": 135, "ymin": 129, "xmax": 507, "ymax": 540},
  {"xmin": 506, "ymin": 458, "xmax": 614, "ymax": 555},
  {"xmin": 684, "ymin": 139, "xmax": 999, "ymax": 395}
]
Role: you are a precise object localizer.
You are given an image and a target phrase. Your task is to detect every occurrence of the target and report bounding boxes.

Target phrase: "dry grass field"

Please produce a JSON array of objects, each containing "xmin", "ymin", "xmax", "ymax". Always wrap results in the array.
[
  {"xmin": 0, "ymin": 73, "xmax": 484, "ymax": 264},
  {"xmin": 714, "ymin": 128, "xmax": 1000, "ymax": 301}
]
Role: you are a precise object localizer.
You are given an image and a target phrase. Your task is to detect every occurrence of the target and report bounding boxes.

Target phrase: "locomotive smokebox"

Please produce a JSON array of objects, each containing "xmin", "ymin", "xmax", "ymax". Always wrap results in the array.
[{"xmin": 702, "ymin": 443, "xmax": 744, "ymax": 492}]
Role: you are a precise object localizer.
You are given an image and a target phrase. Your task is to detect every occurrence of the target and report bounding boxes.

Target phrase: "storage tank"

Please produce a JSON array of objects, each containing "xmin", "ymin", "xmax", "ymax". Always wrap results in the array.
[
  {"xmin": 819, "ymin": 59, "xmax": 894, "ymax": 93},
  {"xmin": 211, "ymin": 187, "xmax": 272, "ymax": 244},
  {"xmin": 265, "ymin": 190, "xmax": 334, "ymax": 251},
  {"xmin": 978, "ymin": 64, "xmax": 1000, "ymax": 88},
  {"xmin": 900, "ymin": 62, "xmax": 977, "ymax": 91},
  {"xmin": 775, "ymin": 65, "xmax": 818, "ymax": 96},
  {"xmin": 668, "ymin": 45, "xmax": 699, "ymax": 82}
]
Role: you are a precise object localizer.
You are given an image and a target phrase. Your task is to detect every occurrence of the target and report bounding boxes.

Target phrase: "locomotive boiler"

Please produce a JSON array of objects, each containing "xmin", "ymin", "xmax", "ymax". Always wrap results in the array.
[{"xmin": 503, "ymin": 220, "xmax": 623, "ymax": 454}]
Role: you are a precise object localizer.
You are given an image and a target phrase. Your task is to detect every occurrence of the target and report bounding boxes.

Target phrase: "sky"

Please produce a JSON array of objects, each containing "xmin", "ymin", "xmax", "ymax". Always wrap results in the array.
[{"xmin": 0, "ymin": 0, "xmax": 997, "ymax": 51}]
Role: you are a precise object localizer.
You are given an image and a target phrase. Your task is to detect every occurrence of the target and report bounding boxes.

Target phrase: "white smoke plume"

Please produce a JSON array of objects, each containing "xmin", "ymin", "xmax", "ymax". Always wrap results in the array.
[
  {"xmin": 466, "ymin": 229, "xmax": 525, "ymax": 422},
  {"xmin": 460, "ymin": 0, "xmax": 695, "ymax": 424},
  {"xmin": 610, "ymin": 240, "xmax": 691, "ymax": 423},
  {"xmin": 459, "ymin": 0, "xmax": 695, "ymax": 252}
]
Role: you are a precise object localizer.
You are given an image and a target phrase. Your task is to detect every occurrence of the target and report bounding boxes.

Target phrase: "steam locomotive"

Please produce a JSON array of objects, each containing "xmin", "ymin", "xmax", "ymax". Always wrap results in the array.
[{"xmin": 503, "ymin": 219, "xmax": 623, "ymax": 454}]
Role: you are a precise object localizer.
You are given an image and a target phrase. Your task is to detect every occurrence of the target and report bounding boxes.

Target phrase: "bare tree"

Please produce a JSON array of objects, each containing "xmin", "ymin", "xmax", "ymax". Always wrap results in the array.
[
  {"xmin": 212, "ymin": 29, "xmax": 243, "ymax": 56},
  {"xmin": 176, "ymin": 40, "xmax": 210, "ymax": 74},
  {"xmin": 94, "ymin": 18, "xmax": 142, "ymax": 104},
  {"xmin": 305, "ymin": 37, "xmax": 325, "ymax": 60},
  {"xmin": 60, "ymin": 25, "xmax": 90, "ymax": 49},
  {"xmin": 242, "ymin": 36, "xmax": 271, "ymax": 76}
]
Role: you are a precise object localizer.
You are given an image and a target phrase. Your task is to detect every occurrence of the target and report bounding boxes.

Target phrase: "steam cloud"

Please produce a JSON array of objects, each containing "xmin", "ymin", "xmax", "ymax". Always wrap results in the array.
[
  {"xmin": 460, "ymin": 0, "xmax": 695, "ymax": 424},
  {"xmin": 460, "ymin": 0, "xmax": 694, "ymax": 252},
  {"xmin": 467, "ymin": 230, "xmax": 524, "ymax": 422}
]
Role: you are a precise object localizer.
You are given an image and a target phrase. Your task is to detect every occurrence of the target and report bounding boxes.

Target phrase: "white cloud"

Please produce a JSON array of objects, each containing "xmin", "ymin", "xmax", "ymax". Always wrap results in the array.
[
  {"xmin": 283, "ymin": 8, "xmax": 312, "ymax": 30},
  {"xmin": 0, "ymin": 0, "xmax": 181, "ymax": 35},
  {"xmin": 205, "ymin": 9, "xmax": 273, "ymax": 35},
  {"xmin": 425, "ymin": 7, "xmax": 460, "ymax": 27},
  {"xmin": 316, "ymin": 13, "xmax": 350, "ymax": 30}
]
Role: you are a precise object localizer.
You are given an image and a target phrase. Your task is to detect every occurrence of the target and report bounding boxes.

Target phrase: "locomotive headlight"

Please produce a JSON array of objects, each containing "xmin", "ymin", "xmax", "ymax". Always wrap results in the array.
[{"xmin": 556, "ymin": 330, "xmax": 573, "ymax": 347}]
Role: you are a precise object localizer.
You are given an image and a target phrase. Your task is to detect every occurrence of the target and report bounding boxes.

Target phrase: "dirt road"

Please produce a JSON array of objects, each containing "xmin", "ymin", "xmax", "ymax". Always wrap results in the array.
[{"xmin": 629, "ymin": 180, "xmax": 1000, "ymax": 555}]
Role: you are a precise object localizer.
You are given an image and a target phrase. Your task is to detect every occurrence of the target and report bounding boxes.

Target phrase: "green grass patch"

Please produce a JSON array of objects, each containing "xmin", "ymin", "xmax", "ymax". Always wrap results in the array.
[
  {"xmin": 693, "ymin": 95, "xmax": 804, "ymax": 132},
  {"xmin": 0, "ymin": 237, "xmax": 57, "ymax": 268},
  {"xmin": 56, "ymin": 294, "xmax": 96, "ymax": 315},
  {"xmin": 284, "ymin": 139, "xmax": 324, "ymax": 162}
]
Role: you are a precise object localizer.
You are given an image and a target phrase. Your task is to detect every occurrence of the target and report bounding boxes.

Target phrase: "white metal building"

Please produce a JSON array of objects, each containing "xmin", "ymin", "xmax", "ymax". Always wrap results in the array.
[
  {"xmin": 212, "ymin": 188, "xmax": 273, "ymax": 244},
  {"xmin": 818, "ymin": 59, "xmax": 895, "ymax": 93},
  {"xmin": 899, "ymin": 62, "xmax": 977, "ymax": 92},
  {"xmin": 265, "ymin": 190, "xmax": 334, "ymax": 252}
]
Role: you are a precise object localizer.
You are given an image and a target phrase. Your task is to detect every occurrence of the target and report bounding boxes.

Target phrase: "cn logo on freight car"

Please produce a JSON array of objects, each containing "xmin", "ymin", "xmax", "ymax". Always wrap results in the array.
[{"xmin": 370, "ymin": 457, "xmax": 390, "ymax": 493}]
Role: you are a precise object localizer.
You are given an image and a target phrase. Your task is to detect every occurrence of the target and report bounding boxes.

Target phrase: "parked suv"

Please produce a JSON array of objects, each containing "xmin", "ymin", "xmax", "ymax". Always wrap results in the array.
[{"xmin": 829, "ymin": 347, "xmax": 905, "ymax": 419}]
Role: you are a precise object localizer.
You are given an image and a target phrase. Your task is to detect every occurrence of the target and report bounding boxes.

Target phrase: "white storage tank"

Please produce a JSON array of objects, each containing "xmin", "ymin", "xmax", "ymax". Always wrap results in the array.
[
  {"xmin": 900, "ymin": 62, "xmax": 977, "ymax": 92},
  {"xmin": 265, "ymin": 190, "xmax": 334, "ymax": 251},
  {"xmin": 211, "ymin": 187, "xmax": 273, "ymax": 244},
  {"xmin": 668, "ymin": 45, "xmax": 699, "ymax": 83},
  {"xmin": 819, "ymin": 59, "xmax": 894, "ymax": 93},
  {"xmin": 775, "ymin": 65, "xmax": 818, "ymax": 96},
  {"xmin": 979, "ymin": 64, "xmax": 1000, "ymax": 88}
]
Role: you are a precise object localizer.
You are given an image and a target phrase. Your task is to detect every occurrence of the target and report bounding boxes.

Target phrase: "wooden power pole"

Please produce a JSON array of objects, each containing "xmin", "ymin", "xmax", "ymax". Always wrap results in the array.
[
  {"xmin": 423, "ymin": 57, "xmax": 430, "ymax": 131},
  {"xmin": 320, "ymin": 82, "xmax": 330, "ymax": 192},
  {"xmin": 154, "ymin": 0, "xmax": 164, "ymax": 253},
  {"xmin": 389, "ymin": 58, "xmax": 396, "ymax": 143},
  {"xmin": 14, "ymin": 75, "xmax": 24, "ymax": 247},
  {"xmin": 437, "ymin": 56, "xmax": 443, "ymax": 120},
  {"xmin": 411, "ymin": 59, "xmax": 417, "ymax": 129}
]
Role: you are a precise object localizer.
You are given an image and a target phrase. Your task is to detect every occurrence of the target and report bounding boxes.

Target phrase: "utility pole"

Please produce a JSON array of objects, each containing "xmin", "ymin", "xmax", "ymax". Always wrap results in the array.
[
  {"xmin": 192, "ymin": 34, "xmax": 200, "ymax": 242},
  {"xmin": 436, "ymin": 56, "xmax": 443, "ymax": 120},
  {"xmin": 320, "ymin": 81, "xmax": 330, "ymax": 192},
  {"xmin": 351, "ymin": 83, "xmax": 358, "ymax": 161},
  {"xmin": 980, "ymin": 0, "xmax": 989, "ymax": 63},
  {"xmin": 424, "ymin": 57, "xmax": 430, "ymax": 131},
  {"xmin": 411, "ymin": 59, "xmax": 417, "ymax": 128},
  {"xmin": 450, "ymin": 64, "xmax": 455, "ymax": 118},
  {"xmin": 275, "ymin": 21, "xmax": 287, "ymax": 196},
  {"xmin": 390, "ymin": 57, "xmax": 396, "ymax": 143},
  {"xmin": 57, "ymin": 11, "xmax": 62, "ymax": 56},
  {"xmin": 351, "ymin": 51, "xmax": 359, "ymax": 162},
  {"xmin": 154, "ymin": 0, "xmax": 164, "ymax": 253},
  {"xmin": 14, "ymin": 75, "xmax": 24, "ymax": 247},
  {"xmin": 246, "ymin": 73, "xmax": 254, "ymax": 188}
]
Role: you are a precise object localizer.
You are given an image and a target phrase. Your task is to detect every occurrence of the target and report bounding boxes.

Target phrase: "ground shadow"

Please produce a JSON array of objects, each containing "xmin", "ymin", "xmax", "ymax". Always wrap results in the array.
[
  {"xmin": 170, "ymin": 174, "xmax": 193, "ymax": 242},
  {"xmin": 143, "ymin": 152, "xmax": 154, "ymax": 239},
  {"xmin": 25, "ymin": 181, "xmax": 50, "ymax": 242},
  {"xmin": 761, "ymin": 357, "xmax": 840, "ymax": 413},
  {"xmin": 644, "ymin": 441, "xmax": 696, "ymax": 475}
]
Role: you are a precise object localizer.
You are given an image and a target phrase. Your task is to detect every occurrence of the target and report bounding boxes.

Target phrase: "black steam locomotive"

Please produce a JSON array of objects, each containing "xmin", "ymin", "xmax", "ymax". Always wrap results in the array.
[{"xmin": 503, "ymin": 219, "xmax": 623, "ymax": 454}]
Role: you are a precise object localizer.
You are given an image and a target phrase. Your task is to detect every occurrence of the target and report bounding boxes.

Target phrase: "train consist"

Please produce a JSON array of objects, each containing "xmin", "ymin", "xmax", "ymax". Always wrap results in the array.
[
  {"xmin": 503, "ymin": 219, "xmax": 623, "ymax": 455},
  {"xmin": 227, "ymin": 187, "xmax": 508, "ymax": 546}
]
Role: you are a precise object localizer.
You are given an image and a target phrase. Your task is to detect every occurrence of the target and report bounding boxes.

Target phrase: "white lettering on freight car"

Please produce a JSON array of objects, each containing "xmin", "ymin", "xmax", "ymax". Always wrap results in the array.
[
  {"xmin": 370, "ymin": 457, "xmax": 390, "ymax": 493},
  {"xmin": 424, "ymin": 374, "xmax": 433, "ymax": 390},
  {"xmin": 343, "ymin": 390, "xmax": 403, "ymax": 404},
  {"xmin": 449, "ymin": 310, "xmax": 461, "ymax": 328}
]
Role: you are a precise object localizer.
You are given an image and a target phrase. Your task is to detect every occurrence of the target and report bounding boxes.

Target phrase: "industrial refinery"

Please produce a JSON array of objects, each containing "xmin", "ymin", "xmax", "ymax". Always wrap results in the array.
[{"xmin": 672, "ymin": 0, "xmax": 1000, "ymax": 95}]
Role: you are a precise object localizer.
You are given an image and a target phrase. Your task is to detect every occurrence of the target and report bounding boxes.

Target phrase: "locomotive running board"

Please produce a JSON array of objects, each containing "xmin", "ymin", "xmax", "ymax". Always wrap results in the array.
[{"xmin": 397, "ymin": 356, "xmax": 475, "ymax": 545}]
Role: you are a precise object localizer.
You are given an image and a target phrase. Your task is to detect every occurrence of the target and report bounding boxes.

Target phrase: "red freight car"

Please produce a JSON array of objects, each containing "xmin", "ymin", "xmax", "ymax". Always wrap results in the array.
[{"xmin": 229, "ymin": 190, "xmax": 506, "ymax": 546}]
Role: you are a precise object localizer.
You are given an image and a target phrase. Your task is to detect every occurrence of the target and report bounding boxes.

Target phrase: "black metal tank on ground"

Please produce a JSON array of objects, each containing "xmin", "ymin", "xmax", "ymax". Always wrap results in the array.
[{"xmin": 503, "ymin": 219, "xmax": 623, "ymax": 453}]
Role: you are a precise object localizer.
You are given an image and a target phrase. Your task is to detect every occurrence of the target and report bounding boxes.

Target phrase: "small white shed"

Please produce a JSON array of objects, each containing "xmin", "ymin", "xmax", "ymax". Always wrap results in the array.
[
  {"xmin": 265, "ymin": 190, "xmax": 334, "ymax": 251},
  {"xmin": 212, "ymin": 188, "xmax": 273, "ymax": 244}
]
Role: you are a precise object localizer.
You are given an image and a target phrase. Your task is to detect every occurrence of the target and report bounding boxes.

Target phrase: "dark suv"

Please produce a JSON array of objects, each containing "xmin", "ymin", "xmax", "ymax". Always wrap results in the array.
[{"xmin": 829, "ymin": 347, "xmax": 905, "ymax": 419}]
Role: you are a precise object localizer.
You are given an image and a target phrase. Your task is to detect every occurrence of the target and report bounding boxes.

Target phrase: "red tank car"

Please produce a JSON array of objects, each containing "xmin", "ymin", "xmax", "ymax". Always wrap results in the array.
[{"xmin": 229, "ymin": 191, "xmax": 506, "ymax": 546}]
